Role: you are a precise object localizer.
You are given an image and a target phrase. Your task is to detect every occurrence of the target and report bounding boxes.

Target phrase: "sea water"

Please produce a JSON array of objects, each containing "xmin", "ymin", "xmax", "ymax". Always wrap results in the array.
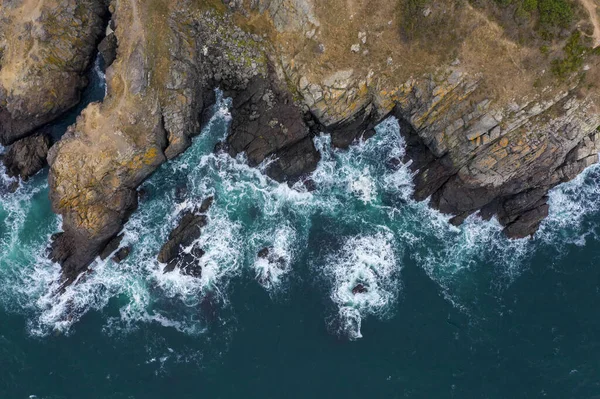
[{"xmin": 1, "ymin": 63, "xmax": 600, "ymax": 398}]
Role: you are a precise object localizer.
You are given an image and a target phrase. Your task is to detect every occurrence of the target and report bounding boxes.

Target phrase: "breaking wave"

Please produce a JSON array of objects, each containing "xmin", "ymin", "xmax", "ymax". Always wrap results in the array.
[{"xmin": 1, "ymin": 90, "xmax": 600, "ymax": 340}]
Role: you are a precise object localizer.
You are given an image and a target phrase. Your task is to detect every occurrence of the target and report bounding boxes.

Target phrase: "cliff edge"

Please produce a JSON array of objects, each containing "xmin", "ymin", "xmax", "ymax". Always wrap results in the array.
[{"xmin": 3, "ymin": 0, "xmax": 598, "ymax": 284}]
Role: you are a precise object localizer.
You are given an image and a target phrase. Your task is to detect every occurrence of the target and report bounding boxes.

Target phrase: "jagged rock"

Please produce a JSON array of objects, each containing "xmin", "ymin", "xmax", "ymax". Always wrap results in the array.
[
  {"xmin": 112, "ymin": 246, "xmax": 131, "ymax": 263},
  {"xmin": 157, "ymin": 196, "xmax": 214, "ymax": 270},
  {"xmin": 199, "ymin": 196, "xmax": 214, "ymax": 213},
  {"xmin": 504, "ymin": 203, "xmax": 550, "ymax": 238},
  {"xmin": 258, "ymin": 247, "xmax": 270, "ymax": 258},
  {"xmin": 138, "ymin": 187, "xmax": 150, "ymax": 202},
  {"xmin": 42, "ymin": 0, "xmax": 600, "ymax": 288},
  {"xmin": 99, "ymin": 234, "xmax": 124, "ymax": 260},
  {"xmin": 98, "ymin": 33, "xmax": 118, "ymax": 68},
  {"xmin": 226, "ymin": 75, "xmax": 320, "ymax": 182},
  {"xmin": 0, "ymin": 0, "xmax": 108, "ymax": 145},
  {"xmin": 2, "ymin": 133, "xmax": 51, "ymax": 180},
  {"xmin": 163, "ymin": 246, "xmax": 205, "ymax": 276},
  {"xmin": 352, "ymin": 283, "xmax": 368, "ymax": 294},
  {"xmin": 213, "ymin": 141, "xmax": 230, "ymax": 154}
]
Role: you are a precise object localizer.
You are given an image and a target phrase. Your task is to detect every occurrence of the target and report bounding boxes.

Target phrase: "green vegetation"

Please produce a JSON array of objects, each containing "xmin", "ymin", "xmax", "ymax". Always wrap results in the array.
[
  {"xmin": 550, "ymin": 31, "xmax": 597, "ymax": 78},
  {"xmin": 538, "ymin": 0, "xmax": 573, "ymax": 28},
  {"xmin": 398, "ymin": 0, "xmax": 429, "ymax": 40},
  {"xmin": 483, "ymin": 0, "xmax": 578, "ymax": 41},
  {"xmin": 397, "ymin": 0, "xmax": 466, "ymax": 62}
]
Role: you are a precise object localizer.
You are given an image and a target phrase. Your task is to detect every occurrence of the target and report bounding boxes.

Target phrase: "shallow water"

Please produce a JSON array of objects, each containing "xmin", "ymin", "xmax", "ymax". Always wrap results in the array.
[{"xmin": 1, "ymin": 77, "xmax": 600, "ymax": 397}]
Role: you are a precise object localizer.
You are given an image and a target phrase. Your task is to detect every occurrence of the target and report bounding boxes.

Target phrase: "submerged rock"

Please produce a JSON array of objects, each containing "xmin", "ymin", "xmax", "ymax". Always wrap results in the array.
[{"xmin": 352, "ymin": 284, "xmax": 368, "ymax": 294}]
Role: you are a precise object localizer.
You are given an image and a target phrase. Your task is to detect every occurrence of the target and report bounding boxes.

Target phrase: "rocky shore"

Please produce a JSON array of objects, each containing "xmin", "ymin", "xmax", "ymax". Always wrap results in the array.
[{"xmin": 2, "ymin": 0, "xmax": 599, "ymax": 285}]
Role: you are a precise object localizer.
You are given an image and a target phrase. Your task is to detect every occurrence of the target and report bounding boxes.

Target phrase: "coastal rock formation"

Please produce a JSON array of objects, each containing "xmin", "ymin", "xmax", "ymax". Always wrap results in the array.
[
  {"xmin": 2, "ymin": 0, "xmax": 594, "ymax": 284},
  {"xmin": 0, "ymin": 0, "xmax": 108, "ymax": 145},
  {"xmin": 159, "ymin": 196, "xmax": 213, "ymax": 275},
  {"xmin": 267, "ymin": 0, "xmax": 600, "ymax": 237},
  {"xmin": 1, "ymin": 131, "xmax": 51, "ymax": 180}
]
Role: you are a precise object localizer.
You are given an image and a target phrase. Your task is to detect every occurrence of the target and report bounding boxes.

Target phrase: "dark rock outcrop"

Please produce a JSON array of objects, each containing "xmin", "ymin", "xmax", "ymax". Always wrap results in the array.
[
  {"xmin": 158, "ymin": 212, "xmax": 207, "ymax": 265},
  {"xmin": 226, "ymin": 75, "xmax": 321, "ymax": 183},
  {"xmin": 1, "ymin": 132, "xmax": 51, "ymax": 180},
  {"xmin": 112, "ymin": 246, "xmax": 131, "ymax": 263},
  {"xmin": 43, "ymin": 0, "xmax": 600, "ymax": 289},
  {"xmin": 159, "ymin": 196, "xmax": 213, "ymax": 274},
  {"xmin": 99, "ymin": 233, "xmax": 124, "ymax": 260},
  {"xmin": 98, "ymin": 33, "xmax": 118, "ymax": 68}
]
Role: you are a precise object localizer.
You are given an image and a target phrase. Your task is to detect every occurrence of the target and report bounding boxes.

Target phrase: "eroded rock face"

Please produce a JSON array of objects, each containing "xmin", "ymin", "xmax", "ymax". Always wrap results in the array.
[
  {"xmin": 1, "ymin": 132, "xmax": 51, "ymax": 180},
  {"xmin": 159, "ymin": 196, "xmax": 213, "ymax": 276},
  {"xmin": 36, "ymin": 0, "xmax": 600, "ymax": 286},
  {"xmin": 0, "ymin": 0, "xmax": 108, "ymax": 145},
  {"xmin": 387, "ymin": 71, "xmax": 600, "ymax": 238},
  {"xmin": 226, "ymin": 75, "xmax": 320, "ymax": 182}
]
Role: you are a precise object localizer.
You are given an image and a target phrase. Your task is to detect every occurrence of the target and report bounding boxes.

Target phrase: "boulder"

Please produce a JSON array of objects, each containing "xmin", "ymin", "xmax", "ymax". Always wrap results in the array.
[
  {"xmin": 98, "ymin": 33, "xmax": 118, "ymax": 68},
  {"xmin": 2, "ymin": 133, "xmax": 51, "ymax": 180}
]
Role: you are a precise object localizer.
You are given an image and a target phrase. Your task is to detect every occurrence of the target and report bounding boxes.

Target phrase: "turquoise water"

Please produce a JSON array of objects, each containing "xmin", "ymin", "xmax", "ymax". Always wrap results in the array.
[{"xmin": 2, "ymin": 74, "xmax": 600, "ymax": 397}]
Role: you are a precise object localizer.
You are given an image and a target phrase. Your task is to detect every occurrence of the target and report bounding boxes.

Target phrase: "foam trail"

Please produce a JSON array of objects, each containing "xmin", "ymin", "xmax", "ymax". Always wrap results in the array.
[
  {"xmin": 322, "ymin": 230, "xmax": 400, "ymax": 340},
  {"xmin": 250, "ymin": 225, "xmax": 297, "ymax": 292},
  {"xmin": 2, "ymin": 90, "xmax": 600, "ymax": 340}
]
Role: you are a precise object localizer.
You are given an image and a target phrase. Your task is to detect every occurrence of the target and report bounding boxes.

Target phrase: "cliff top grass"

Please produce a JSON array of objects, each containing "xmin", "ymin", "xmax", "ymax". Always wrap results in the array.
[{"xmin": 221, "ymin": 0, "xmax": 600, "ymax": 105}]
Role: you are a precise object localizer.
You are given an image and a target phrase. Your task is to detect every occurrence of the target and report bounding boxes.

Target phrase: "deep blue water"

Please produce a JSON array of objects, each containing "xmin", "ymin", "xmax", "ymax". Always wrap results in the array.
[{"xmin": 1, "ymin": 63, "xmax": 600, "ymax": 398}]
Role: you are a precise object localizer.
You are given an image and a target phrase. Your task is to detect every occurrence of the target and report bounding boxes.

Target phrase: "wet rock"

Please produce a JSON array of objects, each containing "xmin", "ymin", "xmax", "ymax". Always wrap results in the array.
[
  {"xmin": 257, "ymin": 246, "xmax": 285, "ymax": 268},
  {"xmin": 504, "ymin": 203, "xmax": 549, "ymax": 239},
  {"xmin": 112, "ymin": 246, "xmax": 131, "ymax": 263},
  {"xmin": 99, "ymin": 234, "xmax": 124, "ymax": 260},
  {"xmin": 301, "ymin": 177, "xmax": 317, "ymax": 192},
  {"xmin": 2, "ymin": 133, "xmax": 51, "ymax": 181},
  {"xmin": 213, "ymin": 141, "xmax": 230, "ymax": 154},
  {"xmin": 174, "ymin": 185, "xmax": 188, "ymax": 203},
  {"xmin": 386, "ymin": 157, "xmax": 402, "ymax": 171},
  {"xmin": 137, "ymin": 187, "xmax": 150, "ymax": 202},
  {"xmin": 199, "ymin": 196, "xmax": 214, "ymax": 213},
  {"xmin": 158, "ymin": 211, "xmax": 208, "ymax": 265},
  {"xmin": 258, "ymin": 247, "xmax": 270, "ymax": 258},
  {"xmin": 163, "ymin": 246, "xmax": 205, "ymax": 277},
  {"xmin": 352, "ymin": 283, "xmax": 368, "ymax": 294},
  {"xmin": 226, "ymin": 75, "xmax": 320, "ymax": 183}
]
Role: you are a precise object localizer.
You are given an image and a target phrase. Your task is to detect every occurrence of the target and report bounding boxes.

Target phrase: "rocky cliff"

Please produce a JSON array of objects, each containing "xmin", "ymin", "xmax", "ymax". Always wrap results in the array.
[
  {"xmin": 3, "ymin": 0, "xmax": 599, "ymax": 284},
  {"xmin": 0, "ymin": 0, "xmax": 108, "ymax": 145}
]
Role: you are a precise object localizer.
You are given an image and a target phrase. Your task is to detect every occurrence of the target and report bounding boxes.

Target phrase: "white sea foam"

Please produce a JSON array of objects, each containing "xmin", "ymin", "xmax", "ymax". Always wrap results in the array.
[
  {"xmin": 1, "ymin": 90, "xmax": 600, "ymax": 340},
  {"xmin": 250, "ymin": 225, "xmax": 297, "ymax": 292},
  {"xmin": 321, "ymin": 230, "xmax": 399, "ymax": 340}
]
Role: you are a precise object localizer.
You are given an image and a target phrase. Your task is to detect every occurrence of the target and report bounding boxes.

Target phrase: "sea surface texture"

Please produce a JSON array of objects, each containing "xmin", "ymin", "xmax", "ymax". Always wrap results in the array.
[{"xmin": 1, "ymin": 61, "xmax": 600, "ymax": 399}]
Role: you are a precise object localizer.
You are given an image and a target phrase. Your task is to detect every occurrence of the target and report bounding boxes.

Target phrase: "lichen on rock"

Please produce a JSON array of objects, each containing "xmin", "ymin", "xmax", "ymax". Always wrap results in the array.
[{"xmin": 3, "ymin": 0, "xmax": 597, "ymax": 285}]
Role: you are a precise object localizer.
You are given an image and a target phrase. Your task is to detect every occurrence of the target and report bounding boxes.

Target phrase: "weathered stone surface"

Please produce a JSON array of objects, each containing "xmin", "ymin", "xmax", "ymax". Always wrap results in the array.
[
  {"xmin": 1, "ymin": 132, "xmax": 51, "ymax": 180},
  {"xmin": 255, "ymin": 0, "xmax": 320, "ymax": 32},
  {"xmin": 0, "ymin": 0, "xmax": 108, "ymax": 145},
  {"xmin": 98, "ymin": 33, "xmax": 118, "ymax": 68},
  {"xmin": 158, "ymin": 212, "xmax": 207, "ymax": 264},
  {"xmin": 226, "ymin": 75, "xmax": 320, "ymax": 182},
  {"xmin": 40, "ymin": 0, "xmax": 600, "ymax": 288}
]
